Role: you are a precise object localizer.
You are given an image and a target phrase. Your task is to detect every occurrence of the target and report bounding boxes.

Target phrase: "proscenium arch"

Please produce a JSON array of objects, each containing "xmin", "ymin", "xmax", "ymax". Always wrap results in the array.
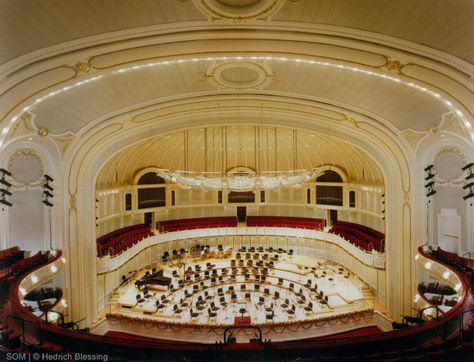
[{"xmin": 61, "ymin": 96, "xmax": 414, "ymax": 327}]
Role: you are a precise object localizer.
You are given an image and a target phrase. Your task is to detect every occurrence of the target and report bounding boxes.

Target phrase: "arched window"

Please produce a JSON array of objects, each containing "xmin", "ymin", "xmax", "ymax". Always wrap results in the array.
[
  {"xmin": 316, "ymin": 170, "xmax": 343, "ymax": 206},
  {"xmin": 316, "ymin": 170, "xmax": 343, "ymax": 183},
  {"xmin": 137, "ymin": 172, "xmax": 166, "ymax": 209},
  {"xmin": 138, "ymin": 173, "xmax": 165, "ymax": 185}
]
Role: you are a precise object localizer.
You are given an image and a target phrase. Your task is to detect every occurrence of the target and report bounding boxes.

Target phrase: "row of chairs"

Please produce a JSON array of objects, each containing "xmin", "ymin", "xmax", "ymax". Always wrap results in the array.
[
  {"xmin": 98, "ymin": 228, "xmax": 154, "ymax": 256},
  {"xmin": 157, "ymin": 217, "xmax": 237, "ymax": 233},
  {"xmin": 331, "ymin": 225, "xmax": 384, "ymax": 252},
  {"xmin": 333, "ymin": 220, "xmax": 385, "ymax": 241},
  {"xmin": 10, "ymin": 251, "xmax": 50, "ymax": 275},
  {"xmin": 330, "ymin": 229, "xmax": 373, "ymax": 252},
  {"xmin": 0, "ymin": 246, "xmax": 24, "ymax": 269},
  {"xmin": 97, "ymin": 223, "xmax": 146, "ymax": 245},
  {"xmin": 109, "ymin": 230, "xmax": 155, "ymax": 256}
]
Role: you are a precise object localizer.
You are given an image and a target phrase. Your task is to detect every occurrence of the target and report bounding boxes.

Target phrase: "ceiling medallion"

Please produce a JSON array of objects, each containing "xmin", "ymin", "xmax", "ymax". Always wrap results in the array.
[
  {"xmin": 207, "ymin": 61, "xmax": 273, "ymax": 90},
  {"xmin": 193, "ymin": 0, "xmax": 285, "ymax": 22}
]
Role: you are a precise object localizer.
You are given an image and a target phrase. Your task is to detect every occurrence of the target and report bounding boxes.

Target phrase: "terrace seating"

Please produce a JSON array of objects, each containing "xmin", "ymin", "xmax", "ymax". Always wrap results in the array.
[
  {"xmin": 0, "ymin": 246, "xmax": 24, "ymax": 269},
  {"xmin": 246, "ymin": 216, "xmax": 326, "ymax": 230},
  {"xmin": 10, "ymin": 251, "xmax": 50, "ymax": 275},
  {"xmin": 96, "ymin": 224, "xmax": 154, "ymax": 257},
  {"xmin": 430, "ymin": 247, "xmax": 474, "ymax": 272},
  {"xmin": 157, "ymin": 217, "xmax": 237, "ymax": 233},
  {"xmin": 330, "ymin": 221, "xmax": 385, "ymax": 252}
]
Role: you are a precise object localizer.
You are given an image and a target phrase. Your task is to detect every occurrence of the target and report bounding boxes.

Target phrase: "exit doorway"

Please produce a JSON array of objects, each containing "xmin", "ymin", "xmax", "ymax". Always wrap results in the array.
[
  {"xmin": 237, "ymin": 206, "xmax": 247, "ymax": 223},
  {"xmin": 329, "ymin": 209, "xmax": 338, "ymax": 226}
]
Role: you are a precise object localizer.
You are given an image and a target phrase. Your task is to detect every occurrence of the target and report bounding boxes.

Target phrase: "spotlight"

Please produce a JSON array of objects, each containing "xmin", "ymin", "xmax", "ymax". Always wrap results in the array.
[
  {"xmin": 42, "ymin": 200, "xmax": 53, "ymax": 207},
  {"xmin": 0, "ymin": 178, "xmax": 12, "ymax": 187},
  {"xmin": 44, "ymin": 190, "xmax": 53, "ymax": 198},
  {"xmin": 44, "ymin": 183, "xmax": 53, "ymax": 191},
  {"xmin": 0, "ymin": 188, "xmax": 12, "ymax": 196},
  {"xmin": 0, "ymin": 199, "xmax": 13, "ymax": 207},
  {"xmin": 426, "ymin": 190, "xmax": 437, "ymax": 197},
  {"xmin": 0, "ymin": 168, "xmax": 12, "ymax": 176},
  {"xmin": 463, "ymin": 192, "xmax": 474, "ymax": 200}
]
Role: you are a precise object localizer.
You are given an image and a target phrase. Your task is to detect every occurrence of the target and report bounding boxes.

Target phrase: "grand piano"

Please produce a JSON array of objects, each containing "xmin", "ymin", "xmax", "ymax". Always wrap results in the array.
[{"xmin": 135, "ymin": 269, "xmax": 171, "ymax": 290}]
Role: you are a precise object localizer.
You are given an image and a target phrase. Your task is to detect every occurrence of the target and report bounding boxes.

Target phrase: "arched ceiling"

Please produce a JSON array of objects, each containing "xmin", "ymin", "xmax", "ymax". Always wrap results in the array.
[
  {"xmin": 0, "ymin": 0, "xmax": 472, "ymax": 179},
  {"xmin": 97, "ymin": 125, "xmax": 383, "ymax": 186},
  {"xmin": 1, "ymin": 0, "xmax": 473, "ymax": 65},
  {"xmin": 30, "ymin": 55, "xmax": 448, "ymax": 135}
]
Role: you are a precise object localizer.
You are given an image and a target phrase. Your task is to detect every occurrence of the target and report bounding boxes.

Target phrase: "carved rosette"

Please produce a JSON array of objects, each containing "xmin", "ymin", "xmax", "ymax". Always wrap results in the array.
[{"xmin": 192, "ymin": 0, "xmax": 285, "ymax": 23}]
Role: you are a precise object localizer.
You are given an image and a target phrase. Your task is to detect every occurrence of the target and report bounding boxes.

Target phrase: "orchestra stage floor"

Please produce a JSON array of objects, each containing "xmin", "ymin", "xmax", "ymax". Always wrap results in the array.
[{"xmin": 94, "ymin": 248, "xmax": 391, "ymax": 343}]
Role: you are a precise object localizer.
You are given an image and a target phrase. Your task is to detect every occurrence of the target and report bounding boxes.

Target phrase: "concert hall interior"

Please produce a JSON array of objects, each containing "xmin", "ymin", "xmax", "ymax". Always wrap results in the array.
[{"xmin": 0, "ymin": 1, "xmax": 474, "ymax": 361}]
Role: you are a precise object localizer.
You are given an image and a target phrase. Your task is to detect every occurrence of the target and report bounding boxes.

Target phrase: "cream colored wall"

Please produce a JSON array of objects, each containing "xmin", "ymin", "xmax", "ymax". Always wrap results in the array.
[{"xmin": 95, "ymin": 179, "xmax": 385, "ymax": 237}]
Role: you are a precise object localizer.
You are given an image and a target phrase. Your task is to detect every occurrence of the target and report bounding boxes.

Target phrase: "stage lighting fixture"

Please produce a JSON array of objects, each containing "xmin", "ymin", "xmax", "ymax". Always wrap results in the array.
[
  {"xmin": 0, "ymin": 199, "xmax": 12, "ymax": 207},
  {"xmin": 44, "ymin": 174, "xmax": 54, "ymax": 182},
  {"xmin": 0, "ymin": 188, "xmax": 12, "ymax": 196},
  {"xmin": 0, "ymin": 168, "xmax": 12, "ymax": 176},
  {"xmin": 463, "ymin": 192, "xmax": 474, "ymax": 200},
  {"xmin": 44, "ymin": 190, "xmax": 54, "ymax": 198},
  {"xmin": 44, "ymin": 183, "xmax": 53, "ymax": 191},
  {"xmin": 0, "ymin": 178, "xmax": 12, "ymax": 187},
  {"xmin": 426, "ymin": 190, "xmax": 437, "ymax": 197},
  {"xmin": 463, "ymin": 182, "xmax": 474, "ymax": 190},
  {"xmin": 42, "ymin": 200, "xmax": 54, "ymax": 207},
  {"xmin": 425, "ymin": 181, "xmax": 435, "ymax": 188},
  {"xmin": 462, "ymin": 163, "xmax": 474, "ymax": 171}
]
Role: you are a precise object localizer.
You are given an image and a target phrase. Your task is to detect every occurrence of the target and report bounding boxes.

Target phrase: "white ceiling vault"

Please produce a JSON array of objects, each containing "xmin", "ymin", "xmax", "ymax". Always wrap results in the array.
[
  {"xmin": 0, "ymin": 0, "xmax": 473, "ymax": 189},
  {"xmin": 29, "ymin": 56, "xmax": 448, "ymax": 135},
  {"xmin": 1, "ymin": 0, "xmax": 473, "ymax": 65},
  {"xmin": 97, "ymin": 125, "xmax": 384, "ymax": 186}
]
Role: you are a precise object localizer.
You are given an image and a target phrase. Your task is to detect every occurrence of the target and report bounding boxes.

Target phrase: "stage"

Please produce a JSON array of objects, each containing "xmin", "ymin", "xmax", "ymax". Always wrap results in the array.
[{"xmin": 94, "ymin": 246, "xmax": 391, "ymax": 343}]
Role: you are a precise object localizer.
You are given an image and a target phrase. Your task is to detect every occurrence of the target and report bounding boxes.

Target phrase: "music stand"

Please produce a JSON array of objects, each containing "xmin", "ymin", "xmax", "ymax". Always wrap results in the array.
[{"xmin": 239, "ymin": 308, "xmax": 246, "ymax": 322}]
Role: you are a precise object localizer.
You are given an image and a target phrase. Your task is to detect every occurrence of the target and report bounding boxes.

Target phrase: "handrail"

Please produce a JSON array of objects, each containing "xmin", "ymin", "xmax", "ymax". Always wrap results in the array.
[
  {"xmin": 223, "ymin": 325, "xmax": 263, "ymax": 344},
  {"xmin": 97, "ymin": 227, "xmax": 386, "ymax": 273},
  {"xmin": 4, "ymin": 245, "xmax": 473, "ymax": 356}
]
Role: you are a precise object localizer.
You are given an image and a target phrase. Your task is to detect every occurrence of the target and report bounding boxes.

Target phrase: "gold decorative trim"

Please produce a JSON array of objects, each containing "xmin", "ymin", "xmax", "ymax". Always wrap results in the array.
[
  {"xmin": 378, "ymin": 58, "xmax": 408, "ymax": 75},
  {"xmin": 433, "ymin": 146, "xmax": 466, "ymax": 184},
  {"xmin": 73, "ymin": 62, "xmax": 92, "ymax": 73},
  {"xmin": 7, "ymin": 148, "xmax": 44, "ymax": 188},
  {"xmin": 50, "ymin": 134, "xmax": 77, "ymax": 156},
  {"xmin": 192, "ymin": 0, "xmax": 285, "ymax": 22},
  {"xmin": 206, "ymin": 60, "xmax": 273, "ymax": 90},
  {"xmin": 345, "ymin": 117, "xmax": 359, "ymax": 127},
  {"xmin": 69, "ymin": 193, "xmax": 77, "ymax": 209}
]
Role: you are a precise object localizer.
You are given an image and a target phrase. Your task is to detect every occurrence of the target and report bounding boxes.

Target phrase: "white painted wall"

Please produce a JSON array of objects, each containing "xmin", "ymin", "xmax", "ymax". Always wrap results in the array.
[{"xmin": 9, "ymin": 190, "xmax": 45, "ymax": 252}]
